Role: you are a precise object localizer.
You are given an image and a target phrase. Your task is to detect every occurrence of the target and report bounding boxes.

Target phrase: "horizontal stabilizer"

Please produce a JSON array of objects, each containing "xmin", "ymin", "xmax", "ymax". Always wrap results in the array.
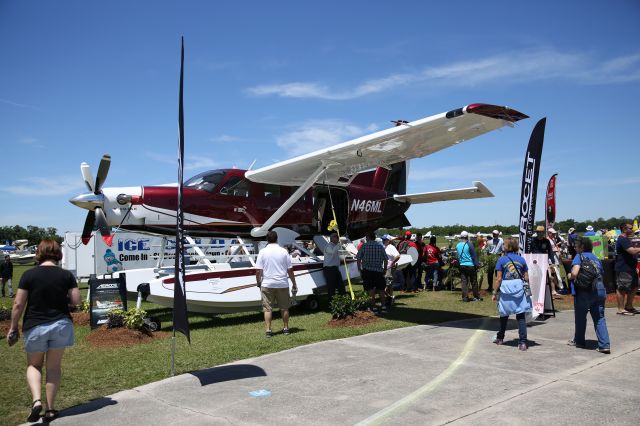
[{"xmin": 393, "ymin": 181, "xmax": 493, "ymax": 204}]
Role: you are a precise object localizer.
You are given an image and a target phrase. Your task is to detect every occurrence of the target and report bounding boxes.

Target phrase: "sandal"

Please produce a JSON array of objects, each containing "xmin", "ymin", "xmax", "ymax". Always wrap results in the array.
[
  {"xmin": 44, "ymin": 409, "xmax": 59, "ymax": 422},
  {"xmin": 616, "ymin": 311, "xmax": 635, "ymax": 316},
  {"xmin": 27, "ymin": 399, "xmax": 42, "ymax": 422},
  {"xmin": 625, "ymin": 308, "xmax": 639, "ymax": 314}
]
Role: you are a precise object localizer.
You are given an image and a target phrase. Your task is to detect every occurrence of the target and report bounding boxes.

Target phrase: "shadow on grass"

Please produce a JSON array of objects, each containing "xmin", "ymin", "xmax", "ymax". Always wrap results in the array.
[
  {"xmin": 60, "ymin": 397, "xmax": 117, "ymax": 418},
  {"xmin": 191, "ymin": 364, "xmax": 266, "ymax": 386}
]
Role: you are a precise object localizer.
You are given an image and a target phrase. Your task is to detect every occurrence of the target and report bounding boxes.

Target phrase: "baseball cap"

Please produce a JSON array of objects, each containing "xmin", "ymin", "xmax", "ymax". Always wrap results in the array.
[
  {"xmin": 568, "ymin": 227, "xmax": 575, "ymax": 233},
  {"xmin": 586, "ymin": 225, "xmax": 594, "ymax": 231},
  {"xmin": 492, "ymin": 229, "xmax": 499, "ymax": 234},
  {"xmin": 536, "ymin": 225, "xmax": 545, "ymax": 232},
  {"xmin": 460, "ymin": 231, "xmax": 469, "ymax": 238},
  {"xmin": 405, "ymin": 231, "xmax": 412, "ymax": 236},
  {"xmin": 548, "ymin": 228, "xmax": 557, "ymax": 234},
  {"xmin": 381, "ymin": 234, "xmax": 393, "ymax": 241}
]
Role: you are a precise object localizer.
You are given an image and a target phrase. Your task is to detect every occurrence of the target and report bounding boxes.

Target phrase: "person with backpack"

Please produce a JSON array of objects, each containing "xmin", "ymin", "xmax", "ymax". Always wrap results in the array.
[
  {"xmin": 567, "ymin": 237, "xmax": 611, "ymax": 354},
  {"xmin": 491, "ymin": 237, "xmax": 532, "ymax": 351}
]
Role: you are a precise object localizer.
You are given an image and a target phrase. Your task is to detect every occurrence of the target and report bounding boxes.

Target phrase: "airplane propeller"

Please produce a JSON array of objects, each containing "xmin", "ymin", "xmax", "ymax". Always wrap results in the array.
[{"xmin": 71, "ymin": 154, "xmax": 113, "ymax": 246}]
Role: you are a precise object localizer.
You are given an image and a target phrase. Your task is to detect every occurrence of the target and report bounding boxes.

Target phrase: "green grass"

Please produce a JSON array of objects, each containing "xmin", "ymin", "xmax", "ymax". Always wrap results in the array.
[{"xmin": 0, "ymin": 264, "xmax": 610, "ymax": 426}]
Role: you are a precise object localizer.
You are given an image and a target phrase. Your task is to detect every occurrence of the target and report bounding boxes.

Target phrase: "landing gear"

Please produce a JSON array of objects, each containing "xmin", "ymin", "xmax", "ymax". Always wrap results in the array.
[
  {"xmin": 304, "ymin": 295, "xmax": 320, "ymax": 311},
  {"xmin": 144, "ymin": 316, "xmax": 161, "ymax": 332}
]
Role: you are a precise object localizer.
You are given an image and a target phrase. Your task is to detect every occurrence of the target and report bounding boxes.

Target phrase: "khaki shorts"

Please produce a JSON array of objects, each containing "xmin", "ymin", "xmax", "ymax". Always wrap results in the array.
[{"xmin": 261, "ymin": 287, "xmax": 291, "ymax": 312}]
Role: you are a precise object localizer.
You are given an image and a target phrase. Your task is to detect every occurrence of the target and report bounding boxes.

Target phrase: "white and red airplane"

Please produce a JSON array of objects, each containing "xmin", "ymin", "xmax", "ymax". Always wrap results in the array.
[
  {"xmin": 69, "ymin": 103, "xmax": 527, "ymax": 313},
  {"xmin": 70, "ymin": 103, "xmax": 527, "ymax": 246}
]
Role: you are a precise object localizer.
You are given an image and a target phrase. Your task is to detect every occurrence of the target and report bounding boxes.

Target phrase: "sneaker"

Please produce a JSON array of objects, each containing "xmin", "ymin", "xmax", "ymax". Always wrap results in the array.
[
  {"xmin": 265, "ymin": 330, "xmax": 273, "ymax": 338},
  {"xmin": 567, "ymin": 340, "xmax": 585, "ymax": 348},
  {"xmin": 472, "ymin": 297, "xmax": 483, "ymax": 302},
  {"xmin": 518, "ymin": 342, "xmax": 528, "ymax": 351},
  {"xmin": 282, "ymin": 328, "xmax": 290, "ymax": 335},
  {"xmin": 596, "ymin": 347, "xmax": 611, "ymax": 354},
  {"xmin": 493, "ymin": 338, "xmax": 504, "ymax": 345}
]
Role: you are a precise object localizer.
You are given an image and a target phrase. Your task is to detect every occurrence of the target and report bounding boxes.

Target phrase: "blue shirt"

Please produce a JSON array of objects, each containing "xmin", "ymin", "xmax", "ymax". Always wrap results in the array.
[
  {"xmin": 615, "ymin": 236, "xmax": 637, "ymax": 273},
  {"xmin": 583, "ymin": 231, "xmax": 596, "ymax": 236},
  {"xmin": 495, "ymin": 253, "xmax": 528, "ymax": 280},
  {"xmin": 456, "ymin": 241, "xmax": 478, "ymax": 267}
]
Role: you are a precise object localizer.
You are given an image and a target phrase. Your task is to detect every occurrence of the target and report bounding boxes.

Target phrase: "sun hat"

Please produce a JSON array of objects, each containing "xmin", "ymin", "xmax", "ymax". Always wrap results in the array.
[
  {"xmin": 536, "ymin": 225, "xmax": 545, "ymax": 232},
  {"xmin": 586, "ymin": 225, "xmax": 594, "ymax": 231}
]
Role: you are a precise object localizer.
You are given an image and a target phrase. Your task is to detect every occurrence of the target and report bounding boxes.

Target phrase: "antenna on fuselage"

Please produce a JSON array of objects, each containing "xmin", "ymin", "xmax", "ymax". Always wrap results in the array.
[{"xmin": 247, "ymin": 159, "xmax": 257, "ymax": 171}]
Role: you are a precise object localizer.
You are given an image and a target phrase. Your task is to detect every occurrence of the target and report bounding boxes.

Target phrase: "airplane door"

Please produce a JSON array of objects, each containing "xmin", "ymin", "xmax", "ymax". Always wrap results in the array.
[{"xmin": 313, "ymin": 187, "xmax": 348, "ymax": 235}]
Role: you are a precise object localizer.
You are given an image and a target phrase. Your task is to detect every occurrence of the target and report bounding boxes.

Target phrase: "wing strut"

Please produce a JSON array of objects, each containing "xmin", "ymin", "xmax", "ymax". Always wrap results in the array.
[{"xmin": 250, "ymin": 163, "xmax": 335, "ymax": 238}]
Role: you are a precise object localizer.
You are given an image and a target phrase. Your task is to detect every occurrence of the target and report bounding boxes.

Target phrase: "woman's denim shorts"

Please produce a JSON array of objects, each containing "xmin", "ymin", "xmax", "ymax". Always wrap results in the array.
[{"xmin": 23, "ymin": 318, "xmax": 74, "ymax": 353}]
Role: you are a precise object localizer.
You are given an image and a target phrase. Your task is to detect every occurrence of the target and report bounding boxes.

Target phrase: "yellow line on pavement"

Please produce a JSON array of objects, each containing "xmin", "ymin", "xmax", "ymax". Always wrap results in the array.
[{"xmin": 354, "ymin": 324, "xmax": 487, "ymax": 426}]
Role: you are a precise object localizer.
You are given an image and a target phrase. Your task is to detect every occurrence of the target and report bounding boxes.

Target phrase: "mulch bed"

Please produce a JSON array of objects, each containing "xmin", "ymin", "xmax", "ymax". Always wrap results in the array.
[
  {"xmin": 86, "ymin": 326, "xmax": 169, "ymax": 348},
  {"xmin": 328, "ymin": 310, "xmax": 380, "ymax": 328},
  {"xmin": 0, "ymin": 320, "xmax": 9, "ymax": 338},
  {"xmin": 71, "ymin": 311, "xmax": 90, "ymax": 326}
]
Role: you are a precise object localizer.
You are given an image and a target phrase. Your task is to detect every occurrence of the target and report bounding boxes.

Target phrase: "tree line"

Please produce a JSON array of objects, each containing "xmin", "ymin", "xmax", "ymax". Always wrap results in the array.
[
  {"xmin": 0, "ymin": 225, "xmax": 63, "ymax": 245},
  {"xmin": 381, "ymin": 215, "xmax": 639, "ymax": 237}
]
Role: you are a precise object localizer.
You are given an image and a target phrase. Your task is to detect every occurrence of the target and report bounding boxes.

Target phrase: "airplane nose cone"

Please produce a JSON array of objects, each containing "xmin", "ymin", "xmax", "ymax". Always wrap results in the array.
[{"xmin": 69, "ymin": 192, "xmax": 105, "ymax": 210}]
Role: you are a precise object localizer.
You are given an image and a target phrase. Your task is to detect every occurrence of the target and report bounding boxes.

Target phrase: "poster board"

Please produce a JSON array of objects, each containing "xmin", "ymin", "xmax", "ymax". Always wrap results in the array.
[
  {"xmin": 585, "ymin": 235, "xmax": 607, "ymax": 260},
  {"xmin": 522, "ymin": 253, "xmax": 548, "ymax": 321},
  {"xmin": 89, "ymin": 274, "xmax": 127, "ymax": 329}
]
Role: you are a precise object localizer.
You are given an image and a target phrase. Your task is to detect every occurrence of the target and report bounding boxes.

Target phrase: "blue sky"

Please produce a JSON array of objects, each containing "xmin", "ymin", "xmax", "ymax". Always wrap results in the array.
[{"xmin": 1, "ymin": 0, "xmax": 639, "ymax": 235}]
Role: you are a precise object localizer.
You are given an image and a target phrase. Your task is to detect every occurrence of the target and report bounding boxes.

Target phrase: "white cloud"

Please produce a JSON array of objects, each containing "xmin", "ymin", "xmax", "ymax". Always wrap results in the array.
[
  {"xmin": 276, "ymin": 120, "xmax": 378, "ymax": 156},
  {"xmin": 561, "ymin": 176, "xmax": 640, "ymax": 188},
  {"xmin": 409, "ymin": 158, "xmax": 522, "ymax": 182},
  {"xmin": 209, "ymin": 134, "xmax": 241, "ymax": 143},
  {"xmin": 246, "ymin": 48, "xmax": 640, "ymax": 100},
  {"xmin": 144, "ymin": 151, "xmax": 221, "ymax": 171},
  {"xmin": 0, "ymin": 98, "xmax": 40, "ymax": 110},
  {"xmin": 1, "ymin": 176, "xmax": 84, "ymax": 196}
]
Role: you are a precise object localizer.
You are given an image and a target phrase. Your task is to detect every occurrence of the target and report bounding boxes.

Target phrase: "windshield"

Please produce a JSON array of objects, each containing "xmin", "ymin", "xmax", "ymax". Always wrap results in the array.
[{"xmin": 184, "ymin": 170, "xmax": 226, "ymax": 192}]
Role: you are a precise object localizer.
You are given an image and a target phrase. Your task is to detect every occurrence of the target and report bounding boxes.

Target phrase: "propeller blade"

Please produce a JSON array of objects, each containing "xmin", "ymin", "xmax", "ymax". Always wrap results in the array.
[
  {"xmin": 94, "ymin": 154, "xmax": 111, "ymax": 194},
  {"xmin": 94, "ymin": 207, "xmax": 110, "ymax": 237},
  {"xmin": 80, "ymin": 162, "xmax": 94, "ymax": 193},
  {"xmin": 81, "ymin": 210, "xmax": 95, "ymax": 245}
]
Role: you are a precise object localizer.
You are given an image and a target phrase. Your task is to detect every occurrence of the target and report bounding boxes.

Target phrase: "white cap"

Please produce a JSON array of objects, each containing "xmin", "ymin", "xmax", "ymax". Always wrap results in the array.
[
  {"xmin": 548, "ymin": 228, "xmax": 556, "ymax": 234},
  {"xmin": 568, "ymin": 227, "xmax": 575, "ymax": 233},
  {"xmin": 460, "ymin": 231, "xmax": 469, "ymax": 238},
  {"xmin": 492, "ymin": 229, "xmax": 499, "ymax": 234},
  {"xmin": 586, "ymin": 225, "xmax": 594, "ymax": 231}
]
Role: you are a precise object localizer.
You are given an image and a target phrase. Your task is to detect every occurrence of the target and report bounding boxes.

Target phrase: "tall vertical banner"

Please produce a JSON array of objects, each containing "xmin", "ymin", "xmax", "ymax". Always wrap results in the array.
[
  {"xmin": 518, "ymin": 118, "xmax": 546, "ymax": 254},
  {"xmin": 173, "ymin": 37, "xmax": 190, "ymax": 344},
  {"xmin": 545, "ymin": 173, "xmax": 557, "ymax": 232}
]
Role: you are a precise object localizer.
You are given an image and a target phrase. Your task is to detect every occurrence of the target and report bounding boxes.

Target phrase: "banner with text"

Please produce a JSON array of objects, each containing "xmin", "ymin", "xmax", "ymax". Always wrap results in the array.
[{"xmin": 519, "ymin": 118, "xmax": 546, "ymax": 253}]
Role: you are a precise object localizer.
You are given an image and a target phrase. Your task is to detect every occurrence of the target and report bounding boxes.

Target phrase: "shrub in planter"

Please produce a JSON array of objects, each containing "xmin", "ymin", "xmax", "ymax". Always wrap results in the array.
[
  {"xmin": 0, "ymin": 303, "xmax": 11, "ymax": 321},
  {"xmin": 123, "ymin": 308, "xmax": 147, "ymax": 331},
  {"xmin": 106, "ymin": 309, "xmax": 125, "ymax": 329}
]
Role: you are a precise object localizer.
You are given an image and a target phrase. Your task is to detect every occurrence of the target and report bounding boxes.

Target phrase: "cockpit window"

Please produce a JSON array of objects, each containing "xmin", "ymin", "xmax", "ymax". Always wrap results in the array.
[
  {"xmin": 220, "ymin": 176, "xmax": 250, "ymax": 197},
  {"xmin": 185, "ymin": 170, "xmax": 226, "ymax": 192}
]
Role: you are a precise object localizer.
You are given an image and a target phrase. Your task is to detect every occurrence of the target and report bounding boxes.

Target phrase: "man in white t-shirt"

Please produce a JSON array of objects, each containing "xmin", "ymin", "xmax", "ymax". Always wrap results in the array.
[
  {"xmin": 382, "ymin": 234, "xmax": 401, "ymax": 307},
  {"xmin": 256, "ymin": 231, "xmax": 298, "ymax": 337}
]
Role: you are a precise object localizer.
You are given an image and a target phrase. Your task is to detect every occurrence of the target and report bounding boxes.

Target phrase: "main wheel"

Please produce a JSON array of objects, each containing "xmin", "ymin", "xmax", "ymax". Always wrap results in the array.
[
  {"xmin": 146, "ymin": 317, "xmax": 161, "ymax": 332},
  {"xmin": 304, "ymin": 296, "xmax": 320, "ymax": 311}
]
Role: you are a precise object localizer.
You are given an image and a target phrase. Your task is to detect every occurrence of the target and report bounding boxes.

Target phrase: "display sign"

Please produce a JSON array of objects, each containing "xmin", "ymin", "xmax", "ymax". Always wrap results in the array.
[
  {"xmin": 585, "ymin": 236, "xmax": 607, "ymax": 260},
  {"xmin": 522, "ymin": 253, "xmax": 549, "ymax": 321},
  {"xmin": 89, "ymin": 274, "xmax": 127, "ymax": 329}
]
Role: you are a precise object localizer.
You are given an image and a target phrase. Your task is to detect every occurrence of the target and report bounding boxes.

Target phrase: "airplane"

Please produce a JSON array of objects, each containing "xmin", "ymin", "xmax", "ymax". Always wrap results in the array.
[{"xmin": 70, "ymin": 103, "xmax": 528, "ymax": 247}]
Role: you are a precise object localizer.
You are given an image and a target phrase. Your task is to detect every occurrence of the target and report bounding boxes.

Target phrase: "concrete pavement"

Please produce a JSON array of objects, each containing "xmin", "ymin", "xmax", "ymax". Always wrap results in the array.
[{"xmin": 29, "ymin": 308, "xmax": 640, "ymax": 425}]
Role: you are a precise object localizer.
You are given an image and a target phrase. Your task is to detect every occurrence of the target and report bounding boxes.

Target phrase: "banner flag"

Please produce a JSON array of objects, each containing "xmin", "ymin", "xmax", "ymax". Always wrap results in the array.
[
  {"xmin": 518, "ymin": 118, "xmax": 546, "ymax": 254},
  {"xmin": 523, "ymin": 253, "xmax": 548, "ymax": 322},
  {"xmin": 545, "ymin": 173, "xmax": 557, "ymax": 232},
  {"xmin": 173, "ymin": 37, "xmax": 190, "ymax": 343}
]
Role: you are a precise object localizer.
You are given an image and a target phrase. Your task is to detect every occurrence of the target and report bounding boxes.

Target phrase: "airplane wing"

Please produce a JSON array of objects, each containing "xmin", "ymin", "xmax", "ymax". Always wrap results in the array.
[
  {"xmin": 393, "ymin": 181, "xmax": 493, "ymax": 204},
  {"xmin": 245, "ymin": 103, "xmax": 527, "ymax": 186}
]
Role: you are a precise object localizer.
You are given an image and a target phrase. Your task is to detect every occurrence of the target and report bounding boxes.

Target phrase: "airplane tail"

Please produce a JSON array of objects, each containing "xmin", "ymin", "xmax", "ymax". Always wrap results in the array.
[{"xmin": 350, "ymin": 161, "xmax": 408, "ymax": 194}]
